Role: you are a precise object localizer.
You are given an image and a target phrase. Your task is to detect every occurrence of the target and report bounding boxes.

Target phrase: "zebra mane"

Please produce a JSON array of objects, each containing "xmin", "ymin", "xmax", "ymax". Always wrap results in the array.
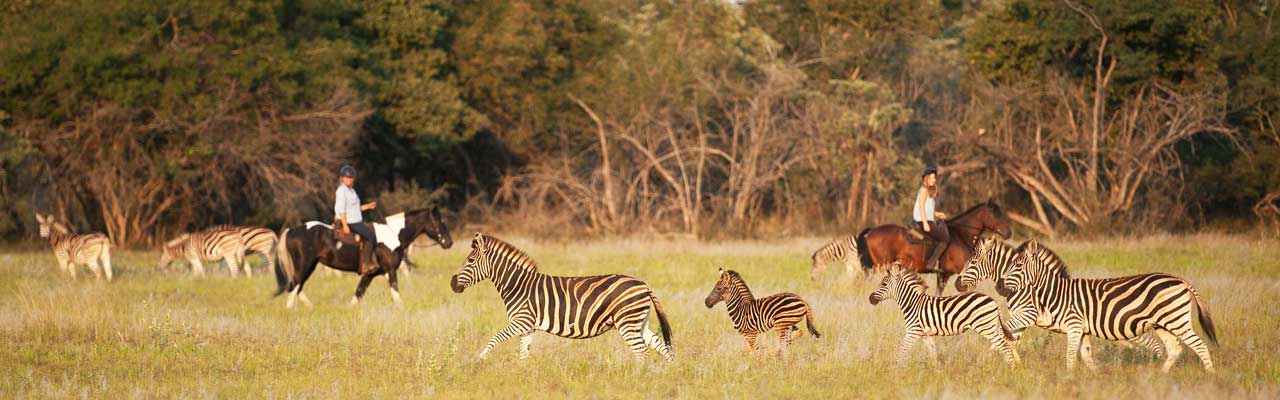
[
  {"xmin": 894, "ymin": 268, "xmax": 928, "ymax": 294},
  {"xmin": 1015, "ymin": 241, "xmax": 1071, "ymax": 279},
  {"xmin": 482, "ymin": 235, "xmax": 539, "ymax": 272},
  {"xmin": 165, "ymin": 234, "xmax": 190, "ymax": 247},
  {"xmin": 721, "ymin": 270, "xmax": 755, "ymax": 299}
]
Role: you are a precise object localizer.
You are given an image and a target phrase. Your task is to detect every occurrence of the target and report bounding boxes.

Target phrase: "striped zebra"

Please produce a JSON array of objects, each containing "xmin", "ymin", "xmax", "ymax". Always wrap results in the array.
[
  {"xmin": 158, "ymin": 227, "xmax": 247, "ymax": 278},
  {"xmin": 810, "ymin": 234, "xmax": 866, "ymax": 279},
  {"xmin": 869, "ymin": 263, "xmax": 1019, "ymax": 367},
  {"xmin": 704, "ymin": 268, "xmax": 820, "ymax": 354},
  {"xmin": 449, "ymin": 233, "xmax": 673, "ymax": 361},
  {"xmin": 1003, "ymin": 239, "xmax": 1218, "ymax": 372},
  {"xmin": 955, "ymin": 237, "xmax": 1166, "ymax": 359},
  {"xmin": 210, "ymin": 225, "xmax": 277, "ymax": 276},
  {"xmin": 34, "ymin": 213, "xmax": 113, "ymax": 281}
]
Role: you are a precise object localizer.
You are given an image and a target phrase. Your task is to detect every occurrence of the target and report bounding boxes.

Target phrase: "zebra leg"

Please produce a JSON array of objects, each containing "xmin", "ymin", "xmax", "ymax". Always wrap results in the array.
[
  {"xmin": 980, "ymin": 321, "xmax": 1019, "ymax": 367},
  {"xmin": 895, "ymin": 330, "xmax": 921, "ymax": 366},
  {"xmin": 921, "ymin": 336, "xmax": 940, "ymax": 366},
  {"xmin": 1169, "ymin": 323, "xmax": 1215, "ymax": 372},
  {"xmin": 775, "ymin": 326, "xmax": 794, "ymax": 356},
  {"xmin": 87, "ymin": 260, "xmax": 104, "ymax": 280},
  {"xmin": 224, "ymin": 255, "xmax": 240, "ymax": 277},
  {"xmin": 1078, "ymin": 336, "xmax": 1100, "ymax": 371},
  {"xmin": 190, "ymin": 258, "xmax": 206, "ymax": 277},
  {"xmin": 518, "ymin": 332, "xmax": 534, "ymax": 360},
  {"xmin": 1154, "ymin": 329, "xmax": 1184, "ymax": 373},
  {"xmin": 478, "ymin": 322, "xmax": 533, "ymax": 360},
  {"xmin": 1064, "ymin": 327, "xmax": 1085, "ymax": 371},
  {"xmin": 642, "ymin": 325, "xmax": 673, "ymax": 361},
  {"xmin": 242, "ymin": 254, "xmax": 253, "ymax": 278},
  {"xmin": 351, "ymin": 274, "xmax": 375, "ymax": 305},
  {"xmin": 810, "ymin": 261, "xmax": 824, "ymax": 281},
  {"xmin": 100, "ymin": 250, "xmax": 113, "ymax": 282},
  {"xmin": 618, "ymin": 322, "xmax": 652, "ymax": 360},
  {"xmin": 743, "ymin": 333, "xmax": 760, "ymax": 355}
]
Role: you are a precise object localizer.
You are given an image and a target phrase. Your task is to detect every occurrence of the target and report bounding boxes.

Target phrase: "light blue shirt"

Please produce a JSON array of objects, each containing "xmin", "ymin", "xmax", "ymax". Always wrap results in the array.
[
  {"xmin": 335, "ymin": 184, "xmax": 362, "ymax": 223},
  {"xmin": 913, "ymin": 188, "xmax": 936, "ymax": 222}
]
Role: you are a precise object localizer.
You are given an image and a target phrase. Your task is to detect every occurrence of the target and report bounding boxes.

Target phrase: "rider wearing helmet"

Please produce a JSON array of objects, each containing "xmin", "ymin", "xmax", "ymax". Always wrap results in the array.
[
  {"xmin": 914, "ymin": 165, "xmax": 949, "ymax": 271},
  {"xmin": 335, "ymin": 165, "xmax": 378, "ymax": 272}
]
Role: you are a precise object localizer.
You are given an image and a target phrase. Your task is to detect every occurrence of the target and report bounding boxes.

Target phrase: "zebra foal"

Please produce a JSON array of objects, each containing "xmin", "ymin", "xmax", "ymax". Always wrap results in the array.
[
  {"xmin": 450, "ymin": 233, "xmax": 673, "ymax": 361},
  {"xmin": 705, "ymin": 268, "xmax": 820, "ymax": 354},
  {"xmin": 869, "ymin": 263, "xmax": 1019, "ymax": 367},
  {"xmin": 35, "ymin": 213, "xmax": 113, "ymax": 281}
]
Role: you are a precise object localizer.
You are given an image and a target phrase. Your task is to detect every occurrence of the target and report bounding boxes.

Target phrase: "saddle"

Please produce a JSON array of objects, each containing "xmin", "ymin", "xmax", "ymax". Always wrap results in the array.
[{"xmin": 904, "ymin": 218, "xmax": 931, "ymax": 245}]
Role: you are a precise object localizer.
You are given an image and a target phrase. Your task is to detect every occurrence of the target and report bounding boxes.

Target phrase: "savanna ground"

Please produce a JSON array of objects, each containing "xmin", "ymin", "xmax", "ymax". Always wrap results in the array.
[{"xmin": 1, "ymin": 234, "xmax": 1277, "ymax": 398}]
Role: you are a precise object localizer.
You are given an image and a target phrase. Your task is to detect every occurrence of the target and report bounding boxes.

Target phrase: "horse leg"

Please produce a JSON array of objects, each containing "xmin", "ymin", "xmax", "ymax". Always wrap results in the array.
[
  {"xmin": 296, "ymin": 260, "xmax": 319, "ymax": 307},
  {"xmin": 351, "ymin": 274, "xmax": 375, "ymax": 305},
  {"xmin": 388, "ymin": 267, "xmax": 402, "ymax": 305},
  {"xmin": 935, "ymin": 272, "xmax": 950, "ymax": 295}
]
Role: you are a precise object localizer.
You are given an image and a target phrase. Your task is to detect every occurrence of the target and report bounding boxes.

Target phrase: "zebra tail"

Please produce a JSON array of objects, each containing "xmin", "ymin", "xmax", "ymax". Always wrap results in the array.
[
  {"xmin": 1189, "ymin": 285, "xmax": 1218, "ymax": 346},
  {"xmin": 805, "ymin": 310, "xmax": 821, "ymax": 339},
  {"xmin": 855, "ymin": 228, "xmax": 873, "ymax": 271},
  {"xmin": 273, "ymin": 228, "xmax": 294, "ymax": 297},
  {"xmin": 1001, "ymin": 320, "xmax": 1015, "ymax": 342},
  {"xmin": 651, "ymin": 294, "xmax": 673, "ymax": 348}
]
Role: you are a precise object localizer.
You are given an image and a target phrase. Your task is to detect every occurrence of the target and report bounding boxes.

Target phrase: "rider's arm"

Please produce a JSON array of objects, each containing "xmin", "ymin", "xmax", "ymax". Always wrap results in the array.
[{"xmin": 361, "ymin": 201, "xmax": 376, "ymax": 211}]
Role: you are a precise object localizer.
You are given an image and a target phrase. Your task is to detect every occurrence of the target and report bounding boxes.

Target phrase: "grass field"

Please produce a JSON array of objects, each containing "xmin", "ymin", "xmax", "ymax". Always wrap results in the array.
[{"xmin": 1, "ymin": 234, "xmax": 1278, "ymax": 398}]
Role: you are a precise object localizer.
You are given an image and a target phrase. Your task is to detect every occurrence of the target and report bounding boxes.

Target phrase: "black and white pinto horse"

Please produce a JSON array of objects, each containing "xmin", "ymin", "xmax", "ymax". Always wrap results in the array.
[{"xmin": 274, "ymin": 207, "xmax": 452, "ymax": 308}]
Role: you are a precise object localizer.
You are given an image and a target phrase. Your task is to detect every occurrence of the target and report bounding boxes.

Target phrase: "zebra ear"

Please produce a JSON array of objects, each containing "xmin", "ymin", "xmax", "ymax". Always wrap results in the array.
[
  {"xmin": 34, "ymin": 213, "xmax": 44, "ymax": 223},
  {"xmin": 1025, "ymin": 238, "xmax": 1040, "ymax": 255}
]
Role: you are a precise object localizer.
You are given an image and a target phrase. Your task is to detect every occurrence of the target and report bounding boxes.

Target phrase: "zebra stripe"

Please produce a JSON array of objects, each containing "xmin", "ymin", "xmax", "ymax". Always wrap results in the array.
[
  {"xmin": 35, "ymin": 213, "xmax": 112, "ymax": 281},
  {"xmin": 1005, "ymin": 239, "xmax": 1217, "ymax": 372},
  {"xmin": 956, "ymin": 237, "xmax": 1166, "ymax": 359},
  {"xmin": 159, "ymin": 227, "xmax": 246, "ymax": 278},
  {"xmin": 450, "ymin": 233, "xmax": 673, "ymax": 361},
  {"xmin": 869, "ymin": 264, "xmax": 1019, "ymax": 367},
  {"xmin": 810, "ymin": 235, "xmax": 864, "ymax": 279},
  {"xmin": 210, "ymin": 225, "xmax": 277, "ymax": 276},
  {"xmin": 705, "ymin": 268, "xmax": 820, "ymax": 353}
]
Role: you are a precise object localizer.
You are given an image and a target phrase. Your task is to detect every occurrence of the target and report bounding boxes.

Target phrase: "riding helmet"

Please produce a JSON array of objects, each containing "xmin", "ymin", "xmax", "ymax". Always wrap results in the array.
[
  {"xmin": 339, "ymin": 164, "xmax": 357, "ymax": 178},
  {"xmin": 922, "ymin": 165, "xmax": 938, "ymax": 178}
]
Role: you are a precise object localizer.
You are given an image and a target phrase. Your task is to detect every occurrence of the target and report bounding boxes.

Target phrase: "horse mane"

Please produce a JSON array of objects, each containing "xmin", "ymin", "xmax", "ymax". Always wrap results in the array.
[
  {"xmin": 953, "ymin": 200, "xmax": 1005, "ymax": 221},
  {"xmin": 481, "ymin": 235, "xmax": 539, "ymax": 272},
  {"xmin": 1014, "ymin": 241, "xmax": 1071, "ymax": 279}
]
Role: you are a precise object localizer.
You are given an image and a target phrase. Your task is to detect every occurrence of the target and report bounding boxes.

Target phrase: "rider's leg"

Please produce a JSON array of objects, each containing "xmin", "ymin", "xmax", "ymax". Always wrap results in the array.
[
  {"xmin": 348, "ymin": 222, "xmax": 378, "ymax": 273},
  {"xmin": 925, "ymin": 221, "xmax": 950, "ymax": 271}
]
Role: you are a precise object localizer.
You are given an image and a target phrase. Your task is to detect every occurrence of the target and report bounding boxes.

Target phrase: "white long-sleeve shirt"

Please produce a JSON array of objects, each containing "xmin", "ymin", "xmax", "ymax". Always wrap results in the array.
[{"xmin": 334, "ymin": 184, "xmax": 362, "ymax": 224}]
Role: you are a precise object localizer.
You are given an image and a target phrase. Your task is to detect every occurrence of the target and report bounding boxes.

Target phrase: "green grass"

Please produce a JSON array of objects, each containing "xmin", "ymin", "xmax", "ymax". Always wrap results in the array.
[{"xmin": 2, "ymin": 234, "xmax": 1278, "ymax": 398}]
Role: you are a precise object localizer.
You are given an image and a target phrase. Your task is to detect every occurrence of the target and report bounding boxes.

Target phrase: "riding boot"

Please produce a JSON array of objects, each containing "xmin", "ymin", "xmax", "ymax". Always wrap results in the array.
[
  {"xmin": 358, "ymin": 240, "xmax": 378, "ymax": 275},
  {"xmin": 925, "ymin": 241, "xmax": 946, "ymax": 273}
]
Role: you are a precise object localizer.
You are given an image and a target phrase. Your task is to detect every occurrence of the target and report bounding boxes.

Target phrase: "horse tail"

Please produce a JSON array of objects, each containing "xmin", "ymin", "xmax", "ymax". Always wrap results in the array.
[
  {"xmin": 273, "ymin": 227, "xmax": 295, "ymax": 297},
  {"xmin": 1189, "ymin": 284, "xmax": 1218, "ymax": 346},
  {"xmin": 855, "ymin": 228, "xmax": 874, "ymax": 272},
  {"xmin": 651, "ymin": 293, "xmax": 673, "ymax": 349}
]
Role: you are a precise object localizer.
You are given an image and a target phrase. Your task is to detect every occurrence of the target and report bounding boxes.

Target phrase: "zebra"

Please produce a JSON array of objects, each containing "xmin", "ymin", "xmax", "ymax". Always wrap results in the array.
[
  {"xmin": 449, "ymin": 232, "xmax": 673, "ymax": 361},
  {"xmin": 1003, "ymin": 239, "xmax": 1218, "ymax": 372},
  {"xmin": 210, "ymin": 225, "xmax": 277, "ymax": 277},
  {"xmin": 955, "ymin": 237, "xmax": 1167, "ymax": 359},
  {"xmin": 810, "ymin": 234, "xmax": 866, "ymax": 279},
  {"xmin": 704, "ymin": 268, "xmax": 821, "ymax": 354},
  {"xmin": 869, "ymin": 263, "xmax": 1019, "ymax": 367},
  {"xmin": 34, "ymin": 213, "xmax": 113, "ymax": 281},
  {"xmin": 158, "ymin": 227, "xmax": 247, "ymax": 278}
]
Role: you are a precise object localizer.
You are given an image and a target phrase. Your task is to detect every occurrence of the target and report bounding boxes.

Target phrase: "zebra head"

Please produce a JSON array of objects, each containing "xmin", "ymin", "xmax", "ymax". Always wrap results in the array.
[
  {"xmin": 156, "ymin": 234, "xmax": 188, "ymax": 270},
  {"xmin": 1004, "ymin": 239, "xmax": 1041, "ymax": 293},
  {"xmin": 34, "ymin": 213, "xmax": 52, "ymax": 238},
  {"xmin": 451, "ymin": 232, "xmax": 489, "ymax": 293},
  {"xmin": 704, "ymin": 268, "xmax": 733, "ymax": 308},
  {"xmin": 870, "ymin": 263, "xmax": 923, "ymax": 305},
  {"xmin": 957, "ymin": 236, "xmax": 1002, "ymax": 293}
]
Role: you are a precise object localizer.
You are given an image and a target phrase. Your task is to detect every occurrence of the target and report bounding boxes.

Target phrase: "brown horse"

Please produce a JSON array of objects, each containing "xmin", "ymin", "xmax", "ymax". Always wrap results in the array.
[{"xmin": 855, "ymin": 200, "xmax": 1011, "ymax": 294}]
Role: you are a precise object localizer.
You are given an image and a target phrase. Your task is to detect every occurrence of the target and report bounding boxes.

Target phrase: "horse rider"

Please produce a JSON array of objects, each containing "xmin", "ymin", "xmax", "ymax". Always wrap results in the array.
[
  {"xmin": 335, "ymin": 164, "xmax": 378, "ymax": 273},
  {"xmin": 914, "ymin": 165, "xmax": 948, "ymax": 272}
]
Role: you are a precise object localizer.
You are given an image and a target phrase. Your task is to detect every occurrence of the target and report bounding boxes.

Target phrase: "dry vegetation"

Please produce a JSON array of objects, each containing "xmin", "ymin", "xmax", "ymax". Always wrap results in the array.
[{"xmin": 1, "ymin": 234, "xmax": 1277, "ymax": 398}]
